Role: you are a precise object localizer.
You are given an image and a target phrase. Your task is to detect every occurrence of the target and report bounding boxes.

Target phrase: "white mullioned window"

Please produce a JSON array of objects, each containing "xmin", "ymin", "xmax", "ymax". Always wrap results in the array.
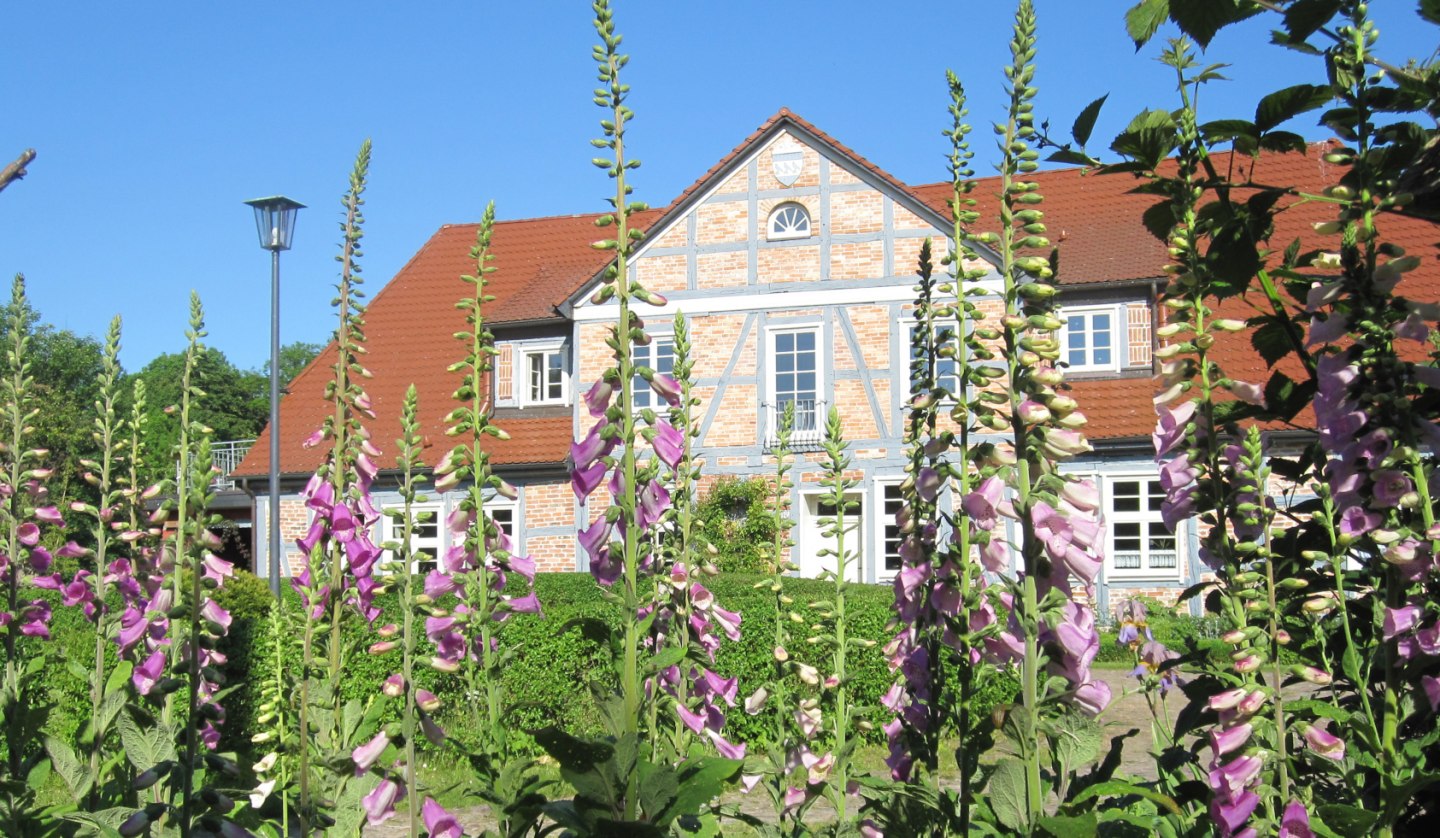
[
  {"xmin": 767, "ymin": 203, "xmax": 811, "ymax": 241},
  {"xmin": 1106, "ymin": 475, "xmax": 1181, "ymax": 578},
  {"xmin": 383, "ymin": 503, "xmax": 443, "ymax": 575},
  {"xmin": 1058, "ymin": 305, "xmax": 1120, "ymax": 372},
  {"xmin": 880, "ymin": 483, "xmax": 904, "ymax": 577},
  {"xmin": 908, "ymin": 324, "xmax": 960, "ymax": 397},
  {"xmin": 632, "ymin": 336, "xmax": 676, "ymax": 410},
  {"xmin": 769, "ymin": 327, "xmax": 821, "ymax": 439}
]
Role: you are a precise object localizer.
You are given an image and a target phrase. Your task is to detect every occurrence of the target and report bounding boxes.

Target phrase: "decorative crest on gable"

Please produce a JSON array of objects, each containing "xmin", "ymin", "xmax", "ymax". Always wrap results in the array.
[{"xmin": 771, "ymin": 135, "xmax": 804, "ymax": 187}]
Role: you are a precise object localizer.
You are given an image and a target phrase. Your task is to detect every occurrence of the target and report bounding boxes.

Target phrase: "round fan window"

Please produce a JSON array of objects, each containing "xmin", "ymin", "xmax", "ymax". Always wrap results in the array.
[{"xmin": 767, "ymin": 203, "xmax": 811, "ymax": 240}]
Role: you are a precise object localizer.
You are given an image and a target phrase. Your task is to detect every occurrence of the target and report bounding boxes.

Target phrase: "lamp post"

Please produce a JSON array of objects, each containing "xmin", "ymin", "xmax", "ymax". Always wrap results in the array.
[{"xmin": 244, "ymin": 196, "xmax": 304, "ymax": 597}]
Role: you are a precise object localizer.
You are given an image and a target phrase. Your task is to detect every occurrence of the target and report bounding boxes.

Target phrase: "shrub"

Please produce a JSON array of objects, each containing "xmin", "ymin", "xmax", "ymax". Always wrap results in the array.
[{"xmin": 695, "ymin": 477, "xmax": 776, "ymax": 573}]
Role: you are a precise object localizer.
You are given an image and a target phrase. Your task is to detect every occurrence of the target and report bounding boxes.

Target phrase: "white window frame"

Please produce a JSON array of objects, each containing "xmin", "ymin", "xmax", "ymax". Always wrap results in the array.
[
  {"xmin": 873, "ymin": 479, "xmax": 904, "ymax": 584},
  {"xmin": 765, "ymin": 325, "xmax": 824, "ymax": 443},
  {"xmin": 632, "ymin": 333, "xmax": 676, "ymax": 411},
  {"xmin": 1058, "ymin": 304, "xmax": 1121, "ymax": 373},
  {"xmin": 514, "ymin": 339, "xmax": 569, "ymax": 407},
  {"xmin": 906, "ymin": 324, "xmax": 961, "ymax": 399},
  {"xmin": 382, "ymin": 503, "xmax": 444, "ymax": 576},
  {"xmin": 767, "ymin": 202, "xmax": 811, "ymax": 241},
  {"xmin": 1102, "ymin": 472, "xmax": 1184, "ymax": 581}
]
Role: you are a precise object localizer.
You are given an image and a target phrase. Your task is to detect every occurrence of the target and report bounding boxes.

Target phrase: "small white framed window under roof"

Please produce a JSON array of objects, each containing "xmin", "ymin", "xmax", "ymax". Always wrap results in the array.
[
  {"xmin": 767, "ymin": 202, "xmax": 811, "ymax": 241},
  {"xmin": 1058, "ymin": 304, "xmax": 1120, "ymax": 373}
]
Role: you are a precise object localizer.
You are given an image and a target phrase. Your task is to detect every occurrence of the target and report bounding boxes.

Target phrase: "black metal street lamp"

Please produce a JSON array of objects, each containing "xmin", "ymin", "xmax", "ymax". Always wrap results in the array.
[{"xmin": 244, "ymin": 195, "xmax": 304, "ymax": 597}]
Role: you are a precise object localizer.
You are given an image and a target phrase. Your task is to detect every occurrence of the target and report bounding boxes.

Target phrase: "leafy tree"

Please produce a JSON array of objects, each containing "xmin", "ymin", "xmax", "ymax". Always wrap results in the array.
[
  {"xmin": 124, "ymin": 348, "xmax": 268, "ymax": 483},
  {"xmin": 263, "ymin": 340, "xmax": 323, "ymax": 395}
]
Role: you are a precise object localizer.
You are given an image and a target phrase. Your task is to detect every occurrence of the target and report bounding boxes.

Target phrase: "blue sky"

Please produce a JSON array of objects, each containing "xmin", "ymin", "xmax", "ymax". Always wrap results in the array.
[{"xmin": 1, "ymin": 1, "xmax": 1433, "ymax": 373}]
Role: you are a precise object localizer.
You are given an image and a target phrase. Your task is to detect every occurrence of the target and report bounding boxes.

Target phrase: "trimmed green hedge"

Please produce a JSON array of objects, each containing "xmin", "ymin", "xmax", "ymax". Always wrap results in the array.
[{"xmin": 25, "ymin": 570, "xmax": 1018, "ymax": 760}]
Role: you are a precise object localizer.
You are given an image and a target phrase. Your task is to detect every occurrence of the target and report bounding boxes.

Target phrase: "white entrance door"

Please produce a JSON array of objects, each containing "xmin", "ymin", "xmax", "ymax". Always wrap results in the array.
[{"xmin": 798, "ymin": 493, "xmax": 864, "ymax": 582}]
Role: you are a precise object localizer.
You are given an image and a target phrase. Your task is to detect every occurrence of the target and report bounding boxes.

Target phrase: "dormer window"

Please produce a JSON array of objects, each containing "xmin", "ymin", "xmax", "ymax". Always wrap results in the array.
[
  {"xmin": 495, "ymin": 338, "xmax": 570, "ymax": 407},
  {"xmin": 1058, "ymin": 305, "xmax": 1120, "ymax": 373},
  {"xmin": 767, "ymin": 203, "xmax": 811, "ymax": 241}
]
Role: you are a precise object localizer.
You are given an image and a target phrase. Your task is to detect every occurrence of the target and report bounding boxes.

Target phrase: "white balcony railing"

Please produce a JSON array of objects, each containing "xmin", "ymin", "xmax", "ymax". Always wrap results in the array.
[
  {"xmin": 763, "ymin": 399, "xmax": 824, "ymax": 452},
  {"xmin": 196, "ymin": 439, "xmax": 254, "ymax": 491}
]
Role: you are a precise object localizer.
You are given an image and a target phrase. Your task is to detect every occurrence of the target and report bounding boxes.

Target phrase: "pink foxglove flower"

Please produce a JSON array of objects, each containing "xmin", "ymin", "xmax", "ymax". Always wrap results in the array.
[{"xmin": 361, "ymin": 778, "xmax": 403, "ymax": 826}]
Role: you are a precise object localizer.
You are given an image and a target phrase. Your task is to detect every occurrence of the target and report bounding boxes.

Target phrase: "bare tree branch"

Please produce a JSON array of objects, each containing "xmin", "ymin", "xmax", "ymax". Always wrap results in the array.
[{"xmin": 0, "ymin": 149, "xmax": 36, "ymax": 195}]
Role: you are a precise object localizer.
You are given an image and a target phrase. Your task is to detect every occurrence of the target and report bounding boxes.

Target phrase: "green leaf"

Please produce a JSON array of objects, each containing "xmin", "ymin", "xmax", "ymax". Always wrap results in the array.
[
  {"xmin": 1110, "ymin": 109, "xmax": 1179, "ymax": 171},
  {"xmin": 1051, "ymin": 712, "xmax": 1102, "ymax": 774},
  {"xmin": 1255, "ymin": 84, "xmax": 1334, "ymax": 132},
  {"xmin": 1125, "ymin": 0, "xmax": 1170, "ymax": 49},
  {"xmin": 1071, "ymin": 95, "xmax": 1109, "ymax": 148},
  {"xmin": 1169, "ymin": 0, "xmax": 1257, "ymax": 48},
  {"xmin": 1250, "ymin": 315, "xmax": 1294, "ymax": 368},
  {"xmin": 1283, "ymin": 0, "xmax": 1343, "ymax": 41},
  {"xmin": 1264, "ymin": 371, "xmax": 1316, "ymax": 421},
  {"xmin": 104, "ymin": 660, "xmax": 133, "ymax": 698},
  {"xmin": 44, "ymin": 736, "xmax": 92, "ymax": 800},
  {"xmin": 117, "ymin": 712, "xmax": 175, "ymax": 773},
  {"xmin": 1420, "ymin": 0, "xmax": 1440, "ymax": 25},
  {"xmin": 1199, "ymin": 119, "xmax": 1259, "ymax": 146},
  {"xmin": 1038, "ymin": 812, "xmax": 1100, "ymax": 838},
  {"xmin": 650, "ymin": 646, "xmax": 687, "ymax": 673},
  {"xmin": 638, "ymin": 761, "xmax": 679, "ymax": 822},
  {"xmin": 1070, "ymin": 778, "xmax": 1183, "ymax": 815},
  {"xmin": 59, "ymin": 808, "xmax": 131, "ymax": 838},
  {"xmin": 663, "ymin": 757, "xmax": 742, "ymax": 825},
  {"xmin": 1141, "ymin": 200, "xmax": 1175, "ymax": 243},
  {"xmin": 1316, "ymin": 803, "xmax": 1379, "ymax": 836},
  {"xmin": 989, "ymin": 758, "xmax": 1030, "ymax": 832}
]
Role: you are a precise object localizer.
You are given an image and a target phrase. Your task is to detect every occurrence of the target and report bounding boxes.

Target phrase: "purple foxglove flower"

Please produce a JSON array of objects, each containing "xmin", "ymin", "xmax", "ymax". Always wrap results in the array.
[
  {"xmin": 351, "ymin": 731, "xmax": 389, "ymax": 774},
  {"xmin": 1072, "ymin": 679, "xmax": 1111, "ymax": 716},
  {"xmin": 584, "ymin": 378, "xmax": 614, "ymax": 417},
  {"xmin": 1301, "ymin": 724, "xmax": 1345, "ymax": 761},
  {"xmin": 1209, "ymin": 723, "xmax": 1252, "ymax": 758},
  {"xmin": 571, "ymin": 420, "xmax": 613, "ymax": 468},
  {"xmin": 381, "ymin": 674, "xmax": 404, "ymax": 697},
  {"xmin": 1229, "ymin": 380, "xmax": 1264, "ymax": 406},
  {"xmin": 1384, "ymin": 604, "xmax": 1422, "ymax": 641},
  {"xmin": 930, "ymin": 580, "xmax": 961, "ymax": 616},
  {"xmin": 675, "ymin": 702, "xmax": 707, "ymax": 734},
  {"xmin": 362, "ymin": 778, "xmax": 403, "ymax": 826},
  {"xmin": 649, "ymin": 374, "xmax": 682, "ymax": 406},
  {"xmin": 637, "ymin": 481, "xmax": 672, "ymax": 530},
  {"xmin": 1158, "ymin": 454, "xmax": 1197, "ymax": 492},
  {"xmin": 29, "ymin": 546, "xmax": 52, "ymax": 574},
  {"xmin": 700, "ymin": 670, "xmax": 738, "ymax": 706},
  {"xmin": 416, "ymin": 689, "xmax": 441, "ymax": 712},
  {"xmin": 1211, "ymin": 754, "xmax": 1264, "ymax": 800},
  {"xmin": 1054, "ymin": 543, "xmax": 1102, "ymax": 584},
  {"xmin": 1339, "ymin": 505, "xmax": 1381, "ymax": 538},
  {"xmin": 705, "ymin": 728, "xmax": 746, "ymax": 759},
  {"xmin": 1161, "ymin": 484, "xmax": 1198, "ymax": 533},
  {"xmin": 1153, "ymin": 399, "xmax": 1197, "ymax": 456},
  {"xmin": 18, "ymin": 600, "xmax": 50, "ymax": 638},
  {"xmin": 804, "ymin": 751, "xmax": 835, "ymax": 785},
  {"xmin": 503, "ymin": 592, "xmax": 543, "ymax": 617},
  {"xmin": 1278, "ymin": 800, "xmax": 1313, "ymax": 838},
  {"xmin": 860, "ymin": 820, "xmax": 884, "ymax": 838},
  {"xmin": 507, "ymin": 554, "xmax": 537, "ymax": 583},
  {"xmin": 744, "ymin": 687, "xmax": 768, "ymax": 715},
  {"xmin": 62, "ymin": 571, "xmax": 94, "ymax": 608},
  {"xmin": 33, "ymin": 506, "xmax": 63, "ymax": 526},
  {"xmin": 1061, "ymin": 479, "xmax": 1100, "ymax": 512},
  {"xmin": 17, "ymin": 522, "xmax": 39, "ymax": 547},
  {"xmin": 979, "ymin": 538, "xmax": 1009, "ymax": 572},
  {"xmin": 588, "ymin": 545, "xmax": 621, "ymax": 586},
  {"xmin": 570, "ymin": 460, "xmax": 607, "ymax": 501},
  {"xmin": 782, "ymin": 786, "xmax": 809, "ymax": 814},
  {"xmin": 422, "ymin": 798, "xmax": 464, "ymax": 838},
  {"xmin": 962, "ymin": 476, "xmax": 1004, "ymax": 531},
  {"xmin": 306, "ymin": 480, "xmax": 335, "ymax": 512},
  {"xmin": 330, "ymin": 503, "xmax": 357, "ymax": 543},
  {"xmin": 653, "ymin": 421, "xmax": 684, "ymax": 469},
  {"xmin": 1371, "ymin": 469, "xmax": 1414, "ymax": 509},
  {"xmin": 202, "ymin": 553, "xmax": 234, "ymax": 585},
  {"xmin": 424, "ymin": 570, "xmax": 458, "ymax": 599},
  {"xmin": 1209, "ymin": 688, "xmax": 1248, "ymax": 712},
  {"xmin": 201, "ymin": 600, "xmax": 233, "ymax": 634},
  {"xmin": 1306, "ymin": 313, "xmax": 1348, "ymax": 347},
  {"xmin": 795, "ymin": 704, "xmax": 823, "ymax": 737},
  {"xmin": 1017, "ymin": 399, "xmax": 1051, "ymax": 424},
  {"xmin": 1211, "ymin": 788, "xmax": 1260, "ymax": 837},
  {"xmin": 740, "ymin": 774, "xmax": 763, "ymax": 793},
  {"xmin": 1423, "ymin": 675, "xmax": 1440, "ymax": 711},
  {"xmin": 915, "ymin": 467, "xmax": 941, "ymax": 502},
  {"xmin": 133, "ymin": 649, "xmax": 166, "ymax": 695}
]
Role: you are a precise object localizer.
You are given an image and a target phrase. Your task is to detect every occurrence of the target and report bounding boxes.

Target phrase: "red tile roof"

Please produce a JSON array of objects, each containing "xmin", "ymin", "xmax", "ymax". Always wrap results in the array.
[
  {"xmin": 235, "ymin": 113, "xmax": 1439, "ymax": 477},
  {"xmin": 232, "ymin": 211, "xmax": 656, "ymax": 477}
]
